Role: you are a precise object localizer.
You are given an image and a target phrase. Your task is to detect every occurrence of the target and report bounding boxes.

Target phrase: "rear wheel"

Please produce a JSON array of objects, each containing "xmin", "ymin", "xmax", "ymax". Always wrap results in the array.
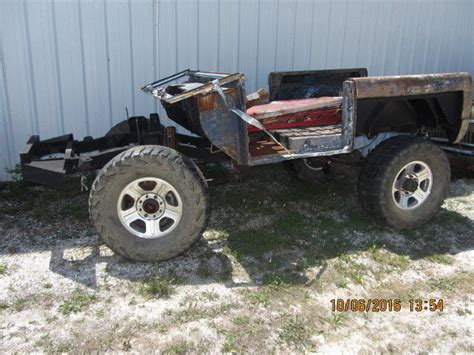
[
  {"xmin": 89, "ymin": 145, "xmax": 210, "ymax": 261},
  {"xmin": 358, "ymin": 136, "xmax": 450, "ymax": 230}
]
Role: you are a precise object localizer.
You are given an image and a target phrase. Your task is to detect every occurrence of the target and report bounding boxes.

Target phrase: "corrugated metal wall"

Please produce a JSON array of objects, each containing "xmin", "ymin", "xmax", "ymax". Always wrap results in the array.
[{"xmin": 1, "ymin": 0, "xmax": 473, "ymax": 180}]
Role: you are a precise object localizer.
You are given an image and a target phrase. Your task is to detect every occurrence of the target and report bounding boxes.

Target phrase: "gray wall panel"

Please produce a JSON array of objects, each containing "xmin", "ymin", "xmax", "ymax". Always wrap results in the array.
[{"xmin": 0, "ymin": 0, "xmax": 473, "ymax": 180}]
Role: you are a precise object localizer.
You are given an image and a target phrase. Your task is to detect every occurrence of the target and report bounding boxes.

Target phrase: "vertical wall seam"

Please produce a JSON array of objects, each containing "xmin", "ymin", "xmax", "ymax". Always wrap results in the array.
[
  {"xmin": 324, "ymin": 1, "xmax": 332, "ymax": 67},
  {"xmin": 308, "ymin": 0, "xmax": 316, "ymax": 67},
  {"xmin": 51, "ymin": 0, "xmax": 65, "ymax": 134},
  {"xmin": 152, "ymin": 0, "xmax": 158, "ymax": 113},
  {"xmin": 355, "ymin": 0, "xmax": 365, "ymax": 66},
  {"xmin": 77, "ymin": 0, "xmax": 90, "ymax": 135},
  {"xmin": 273, "ymin": 0, "xmax": 279, "ymax": 70},
  {"xmin": 396, "ymin": 0, "xmax": 409, "ymax": 73},
  {"xmin": 382, "ymin": 0, "xmax": 395, "ymax": 74},
  {"xmin": 369, "ymin": 1, "xmax": 380, "ymax": 73},
  {"xmin": 196, "ymin": 0, "xmax": 200, "ymax": 70},
  {"xmin": 255, "ymin": 0, "xmax": 261, "ymax": 83},
  {"xmin": 236, "ymin": 0, "xmax": 241, "ymax": 70},
  {"xmin": 174, "ymin": 0, "xmax": 178, "ymax": 72},
  {"xmin": 128, "ymin": 0, "xmax": 135, "ymax": 113},
  {"xmin": 103, "ymin": 0, "xmax": 114, "ymax": 127},
  {"xmin": 216, "ymin": 0, "xmax": 220, "ymax": 71},
  {"xmin": 409, "ymin": 1, "xmax": 422, "ymax": 74},
  {"xmin": 0, "ymin": 33, "xmax": 14, "ymax": 167},
  {"xmin": 340, "ymin": 0, "xmax": 349, "ymax": 67},
  {"xmin": 290, "ymin": 0, "xmax": 297, "ymax": 70},
  {"xmin": 22, "ymin": 0, "xmax": 40, "ymax": 134},
  {"xmin": 435, "ymin": 1, "xmax": 449, "ymax": 72}
]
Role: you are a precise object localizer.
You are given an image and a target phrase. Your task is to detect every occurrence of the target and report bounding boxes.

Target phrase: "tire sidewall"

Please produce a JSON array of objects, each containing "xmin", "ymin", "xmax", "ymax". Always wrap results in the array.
[
  {"xmin": 379, "ymin": 143, "xmax": 449, "ymax": 227},
  {"xmin": 90, "ymin": 146, "xmax": 208, "ymax": 261}
]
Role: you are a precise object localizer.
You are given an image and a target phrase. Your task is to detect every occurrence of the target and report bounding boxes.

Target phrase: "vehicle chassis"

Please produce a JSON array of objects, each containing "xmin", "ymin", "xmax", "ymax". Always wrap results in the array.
[{"xmin": 20, "ymin": 68, "xmax": 472, "ymax": 187}]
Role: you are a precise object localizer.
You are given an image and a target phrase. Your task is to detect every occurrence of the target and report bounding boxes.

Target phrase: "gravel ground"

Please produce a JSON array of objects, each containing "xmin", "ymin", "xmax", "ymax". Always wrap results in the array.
[{"xmin": 0, "ymin": 164, "xmax": 473, "ymax": 353}]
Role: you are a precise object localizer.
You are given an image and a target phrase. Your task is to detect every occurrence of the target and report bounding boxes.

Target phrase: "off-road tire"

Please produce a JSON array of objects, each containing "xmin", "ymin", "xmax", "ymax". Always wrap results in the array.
[
  {"xmin": 358, "ymin": 135, "xmax": 450, "ymax": 230},
  {"xmin": 284, "ymin": 158, "xmax": 331, "ymax": 183},
  {"xmin": 89, "ymin": 145, "xmax": 210, "ymax": 261}
]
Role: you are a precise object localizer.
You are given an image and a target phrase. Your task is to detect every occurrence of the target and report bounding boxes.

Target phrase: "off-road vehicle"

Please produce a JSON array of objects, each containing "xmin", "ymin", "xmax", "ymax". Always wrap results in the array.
[{"xmin": 20, "ymin": 68, "xmax": 473, "ymax": 261}]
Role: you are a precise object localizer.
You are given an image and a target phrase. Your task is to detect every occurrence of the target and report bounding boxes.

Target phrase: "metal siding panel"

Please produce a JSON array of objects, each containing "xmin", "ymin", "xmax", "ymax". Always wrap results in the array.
[
  {"xmin": 237, "ymin": 0, "xmax": 259, "ymax": 91},
  {"xmin": 309, "ymin": 0, "xmax": 331, "ymax": 69},
  {"xmin": 217, "ymin": 0, "xmax": 239, "ymax": 73},
  {"xmin": 256, "ymin": 0, "xmax": 278, "ymax": 88},
  {"xmin": 341, "ymin": 0, "xmax": 364, "ymax": 69},
  {"xmin": 274, "ymin": 0, "xmax": 297, "ymax": 72},
  {"xmin": 0, "ymin": 0, "xmax": 473, "ymax": 180},
  {"xmin": 130, "ymin": 0, "xmax": 156, "ymax": 118},
  {"xmin": 53, "ymin": 0, "xmax": 89, "ymax": 137},
  {"xmin": 0, "ymin": 57, "xmax": 14, "ymax": 180},
  {"xmin": 325, "ymin": 0, "xmax": 348, "ymax": 69},
  {"xmin": 2, "ymin": 1, "xmax": 38, "ymax": 171},
  {"xmin": 198, "ymin": 0, "xmax": 219, "ymax": 71},
  {"xmin": 292, "ymin": 0, "xmax": 315, "ymax": 71},
  {"xmin": 176, "ymin": 0, "xmax": 198, "ymax": 70},
  {"xmin": 80, "ymin": 0, "xmax": 112, "ymax": 136}
]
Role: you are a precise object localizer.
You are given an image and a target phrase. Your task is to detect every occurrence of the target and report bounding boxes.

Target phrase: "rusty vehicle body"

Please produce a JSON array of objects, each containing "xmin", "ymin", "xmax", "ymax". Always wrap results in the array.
[{"xmin": 19, "ymin": 68, "xmax": 473, "ymax": 261}]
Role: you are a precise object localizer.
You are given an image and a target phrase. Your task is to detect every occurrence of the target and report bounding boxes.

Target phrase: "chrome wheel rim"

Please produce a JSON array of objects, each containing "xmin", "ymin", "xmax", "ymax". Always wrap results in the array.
[
  {"xmin": 392, "ymin": 161, "xmax": 433, "ymax": 210},
  {"xmin": 117, "ymin": 177, "xmax": 183, "ymax": 238}
]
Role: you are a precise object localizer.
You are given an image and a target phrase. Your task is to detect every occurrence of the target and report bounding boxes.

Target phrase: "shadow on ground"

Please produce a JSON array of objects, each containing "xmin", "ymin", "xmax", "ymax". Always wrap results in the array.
[{"xmin": 0, "ymin": 163, "xmax": 473, "ymax": 289}]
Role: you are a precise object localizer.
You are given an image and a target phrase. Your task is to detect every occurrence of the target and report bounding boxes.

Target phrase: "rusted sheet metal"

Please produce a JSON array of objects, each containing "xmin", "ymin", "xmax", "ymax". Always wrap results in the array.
[
  {"xmin": 142, "ymin": 70, "xmax": 244, "ymax": 105},
  {"xmin": 350, "ymin": 72, "xmax": 472, "ymax": 144},
  {"xmin": 341, "ymin": 80, "xmax": 357, "ymax": 150},
  {"xmin": 198, "ymin": 82, "xmax": 249, "ymax": 164}
]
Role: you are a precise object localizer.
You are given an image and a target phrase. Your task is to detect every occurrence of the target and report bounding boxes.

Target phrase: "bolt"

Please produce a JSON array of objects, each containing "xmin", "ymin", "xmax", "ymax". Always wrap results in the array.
[{"xmin": 144, "ymin": 213, "xmax": 148, "ymax": 217}]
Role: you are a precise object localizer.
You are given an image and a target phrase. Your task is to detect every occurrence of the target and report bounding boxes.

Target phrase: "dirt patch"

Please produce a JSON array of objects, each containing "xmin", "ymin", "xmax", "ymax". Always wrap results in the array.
[{"xmin": 1, "ymin": 166, "xmax": 473, "ymax": 352}]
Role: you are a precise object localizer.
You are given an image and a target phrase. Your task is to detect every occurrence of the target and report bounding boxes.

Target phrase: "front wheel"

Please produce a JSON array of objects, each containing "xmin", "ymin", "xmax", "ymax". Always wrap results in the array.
[
  {"xmin": 89, "ymin": 145, "xmax": 210, "ymax": 261},
  {"xmin": 358, "ymin": 136, "xmax": 450, "ymax": 230}
]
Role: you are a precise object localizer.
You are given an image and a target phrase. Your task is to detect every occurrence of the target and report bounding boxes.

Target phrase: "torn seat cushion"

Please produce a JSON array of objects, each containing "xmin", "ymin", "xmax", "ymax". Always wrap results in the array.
[{"xmin": 246, "ymin": 96, "xmax": 342, "ymax": 132}]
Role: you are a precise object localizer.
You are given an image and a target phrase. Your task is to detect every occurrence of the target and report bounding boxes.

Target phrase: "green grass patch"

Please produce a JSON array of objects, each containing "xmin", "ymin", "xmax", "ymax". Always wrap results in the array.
[
  {"xmin": 0, "ymin": 263, "xmax": 7, "ymax": 275},
  {"xmin": 425, "ymin": 254, "xmax": 455, "ymax": 265},
  {"xmin": 139, "ymin": 277, "xmax": 176, "ymax": 299},
  {"xmin": 278, "ymin": 316, "xmax": 315, "ymax": 350},
  {"xmin": 162, "ymin": 340, "xmax": 192, "ymax": 355},
  {"xmin": 246, "ymin": 288, "xmax": 272, "ymax": 307},
  {"xmin": 58, "ymin": 288, "xmax": 97, "ymax": 315},
  {"xmin": 320, "ymin": 313, "xmax": 349, "ymax": 329},
  {"xmin": 428, "ymin": 277, "xmax": 457, "ymax": 291}
]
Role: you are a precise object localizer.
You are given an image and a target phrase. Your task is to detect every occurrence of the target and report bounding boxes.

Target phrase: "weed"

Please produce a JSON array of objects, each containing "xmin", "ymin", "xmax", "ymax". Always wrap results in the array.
[
  {"xmin": 425, "ymin": 254, "xmax": 454, "ymax": 265},
  {"xmin": 321, "ymin": 313, "xmax": 349, "ymax": 328},
  {"xmin": 429, "ymin": 277, "xmax": 457, "ymax": 291},
  {"xmin": 370, "ymin": 249, "xmax": 410, "ymax": 270},
  {"xmin": 278, "ymin": 316, "xmax": 314, "ymax": 350},
  {"xmin": 0, "ymin": 263, "xmax": 7, "ymax": 275},
  {"xmin": 59, "ymin": 288, "xmax": 97, "ymax": 315},
  {"xmin": 13, "ymin": 298, "xmax": 28, "ymax": 312},
  {"xmin": 139, "ymin": 277, "xmax": 175, "ymax": 299},
  {"xmin": 247, "ymin": 288, "xmax": 271, "ymax": 307},
  {"xmin": 162, "ymin": 340, "xmax": 192, "ymax": 354}
]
